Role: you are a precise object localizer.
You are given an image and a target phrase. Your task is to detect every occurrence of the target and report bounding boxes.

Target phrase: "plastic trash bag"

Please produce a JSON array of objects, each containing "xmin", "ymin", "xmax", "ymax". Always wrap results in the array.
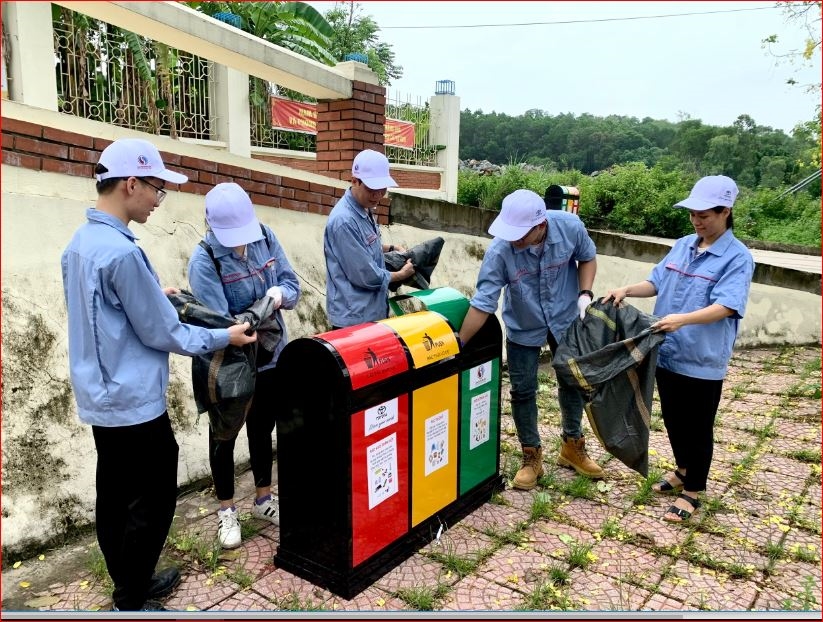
[
  {"xmin": 168, "ymin": 291, "xmax": 281, "ymax": 440},
  {"xmin": 552, "ymin": 300, "xmax": 665, "ymax": 476},
  {"xmin": 384, "ymin": 237, "xmax": 445, "ymax": 292}
]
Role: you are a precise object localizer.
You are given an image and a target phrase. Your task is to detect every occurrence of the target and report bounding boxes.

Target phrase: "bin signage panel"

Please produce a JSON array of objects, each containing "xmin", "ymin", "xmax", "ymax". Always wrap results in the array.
[
  {"xmin": 459, "ymin": 359, "xmax": 500, "ymax": 494},
  {"xmin": 381, "ymin": 313, "xmax": 459, "ymax": 369},
  {"xmin": 317, "ymin": 323, "xmax": 408, "ymax": 390},
  {"xmin": 351, "ymin": 395, "xmax": 409, "ymax": 566},
  {"xmin": 411, "ymin": 376, "xmax": 458, "ymax": 526}
]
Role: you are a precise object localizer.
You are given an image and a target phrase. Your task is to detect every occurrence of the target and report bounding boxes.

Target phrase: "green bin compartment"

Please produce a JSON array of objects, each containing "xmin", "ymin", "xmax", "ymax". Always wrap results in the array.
[{"xmin": 389, "ymin": 286, "xmax": 470, "ymax": 330}]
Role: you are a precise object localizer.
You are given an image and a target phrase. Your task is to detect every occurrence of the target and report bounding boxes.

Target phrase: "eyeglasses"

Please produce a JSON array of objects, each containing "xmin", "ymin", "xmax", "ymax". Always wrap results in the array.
[{"xmin": 136, "ymin": 177, "xmax": 167, "ymax": 204}]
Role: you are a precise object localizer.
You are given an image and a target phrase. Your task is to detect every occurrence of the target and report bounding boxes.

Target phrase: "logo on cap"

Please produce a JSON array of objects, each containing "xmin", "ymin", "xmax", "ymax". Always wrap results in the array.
[{"xmin": 136, "ymin": 155, "xmax": 151, "ymax": 170}]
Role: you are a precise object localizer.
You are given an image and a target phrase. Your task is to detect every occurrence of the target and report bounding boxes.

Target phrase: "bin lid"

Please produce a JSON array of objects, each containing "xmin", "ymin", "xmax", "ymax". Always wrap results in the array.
[
  {"xmin": 380, "ymin": 311, "xmax": 459, "ymax": 369},
  {"xmin": 388, "ymin": 287, "xmax": 470, "ymax": 330},
  {"xmin": 315, "ymin": 323, "xmax": 409, "ymax": 390}
]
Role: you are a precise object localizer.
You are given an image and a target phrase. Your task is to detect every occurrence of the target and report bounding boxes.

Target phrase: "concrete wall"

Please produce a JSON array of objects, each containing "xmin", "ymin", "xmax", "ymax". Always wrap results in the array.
[{"xmin": 0, "ymin": 123, "xmax": 821, "ymax": 552}]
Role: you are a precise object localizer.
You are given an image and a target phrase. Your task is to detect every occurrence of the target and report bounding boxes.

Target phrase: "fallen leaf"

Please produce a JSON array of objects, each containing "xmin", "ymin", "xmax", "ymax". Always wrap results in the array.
[
  {"xmin": 185, "ymin": 605, "xmax": 199, "ymax": 611},
  {"xmin": 19, "ymin": 582, "xmax": 31, "ymax": 588},
  {"xmin": 375, "ymin": 598, "xmax": 385, "ymax": 607},
  {"xmin": 12, "ymin": 561, "xmax": 22, "ymax": 569},
  {"xmin": 38, "ymin": 555, "xmax": 45, "ymax": 561}
]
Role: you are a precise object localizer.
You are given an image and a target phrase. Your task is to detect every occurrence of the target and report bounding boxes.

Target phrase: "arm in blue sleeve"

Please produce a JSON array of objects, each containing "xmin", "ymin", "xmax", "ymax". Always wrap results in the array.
[
  {"xmin": 187, "ymin": 248, "xmax": 232, "ymax": 317},
  {"xmin": 469, "ymin": 249, "xmax": 508, "ymax": 314},
  {"xmin": 114, "ymin": 251, "xmax": 230, "ymax": 354},
  {"xmin": 330, "ymin": 219, "xmax": 390, "ymax": 292},
  {"xmin": 266, "ymin": 230, "xmax": 301, "ymax": 310},
  {"xmin": 710, "ymin": 254, "xmax": 755, "ymax": 319}
]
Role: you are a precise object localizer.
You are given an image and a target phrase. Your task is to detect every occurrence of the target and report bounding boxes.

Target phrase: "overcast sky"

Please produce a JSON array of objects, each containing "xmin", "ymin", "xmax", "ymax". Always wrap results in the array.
[{"xmin": 306, "ymin": 1, "xmax": 821, "ymax": 133}]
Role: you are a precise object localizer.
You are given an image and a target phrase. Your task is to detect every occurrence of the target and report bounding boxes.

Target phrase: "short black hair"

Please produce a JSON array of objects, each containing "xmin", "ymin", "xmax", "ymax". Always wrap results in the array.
[{"xmin": 94, "ymin": 163, "xmax": 124, "ymax": 194}]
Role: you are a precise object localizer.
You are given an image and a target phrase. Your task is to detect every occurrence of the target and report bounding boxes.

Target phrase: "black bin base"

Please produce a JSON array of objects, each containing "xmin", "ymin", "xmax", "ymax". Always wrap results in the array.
[{"xmin": 273, "ymin": 475, "xmax": 504, "ymax": 600}]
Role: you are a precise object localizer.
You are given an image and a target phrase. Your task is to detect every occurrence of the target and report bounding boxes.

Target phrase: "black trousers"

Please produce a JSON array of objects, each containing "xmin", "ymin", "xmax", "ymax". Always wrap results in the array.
[
  {"xmin": 655, "ymin": 367, "xmax": 724, "ymax": 492},
  {"xmin": 209, "ymin": 367, "xmax": 280, "ymax": 501},
  {"xmin": 92, "ymin": 413, "xmax": 178, "ymax": 610}
]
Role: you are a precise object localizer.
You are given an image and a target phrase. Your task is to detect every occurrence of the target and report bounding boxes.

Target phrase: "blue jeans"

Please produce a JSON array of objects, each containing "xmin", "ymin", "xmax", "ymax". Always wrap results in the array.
[{"xmin": 507, "ymin": 332, "xmax": 584, "ymax": 449}]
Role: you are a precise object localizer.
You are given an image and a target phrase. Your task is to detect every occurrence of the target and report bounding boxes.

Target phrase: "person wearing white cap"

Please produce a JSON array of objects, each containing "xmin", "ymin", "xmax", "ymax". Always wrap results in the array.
[
  {"xmin": 323, "ymin": 149, "xmax": 416, "ymax": 328},
  {"xmin": 188, "ymin": 182, "xmax": 301, "ymax": 549},
  {"xmin": 61, "ymin": 139, "xmax": 257, "ymax": 611},
  {"xmin": 459, "ymin": 188, "xmax": 603, "ymax": 490},
  {"xmin": 602, "ymin": 175, "xmax": 754, "ymax": 523}
]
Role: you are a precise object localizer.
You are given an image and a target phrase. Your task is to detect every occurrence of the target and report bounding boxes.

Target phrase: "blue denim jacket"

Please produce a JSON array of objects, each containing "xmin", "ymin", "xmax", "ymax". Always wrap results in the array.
[
  {"xmin": 187, "ymin": 225, "xmax": 300, "ymax": 369},
  {"xmin": 61, "ymin": 208, "xmax": 230, "ymax": 427}
]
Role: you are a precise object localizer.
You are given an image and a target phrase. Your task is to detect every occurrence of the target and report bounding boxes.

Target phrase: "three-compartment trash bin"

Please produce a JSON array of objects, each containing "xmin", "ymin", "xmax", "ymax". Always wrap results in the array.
[
  {"xmin": 544, "ymin": 184, "xmax": 580, "ymax": 214},
  {"xmin": 273, "ymin": 287, "xmax": 503, "ymax": 598}
]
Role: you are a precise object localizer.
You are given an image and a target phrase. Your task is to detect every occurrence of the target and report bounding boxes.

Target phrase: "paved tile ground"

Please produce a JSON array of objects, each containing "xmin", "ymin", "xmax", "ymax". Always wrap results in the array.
[{"xmin": 2, "ymin": 345, "xmax": 821, "ymax": 614}]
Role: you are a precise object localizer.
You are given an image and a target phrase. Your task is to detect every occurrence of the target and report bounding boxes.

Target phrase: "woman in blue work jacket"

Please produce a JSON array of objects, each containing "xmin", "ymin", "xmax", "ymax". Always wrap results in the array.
[
  {"xmin": 188, "ymin": 182, "xmax": 301, "ymax": 548},
  {"xmin": 602, "ymin": 175, "xmax": 754, "ymax": 523}
]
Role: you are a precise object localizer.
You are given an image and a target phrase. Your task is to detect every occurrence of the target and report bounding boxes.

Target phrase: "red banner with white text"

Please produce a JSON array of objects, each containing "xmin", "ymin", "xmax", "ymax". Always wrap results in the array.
[{"xmin": 270, "ymin": 97, "xmax": 416, "ymax": 148}]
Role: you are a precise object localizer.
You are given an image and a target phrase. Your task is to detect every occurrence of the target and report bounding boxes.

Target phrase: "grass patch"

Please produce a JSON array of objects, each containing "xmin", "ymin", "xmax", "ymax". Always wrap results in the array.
[
  {"xmin": 764, "ymin": 540, "xmax": 785, "ymax": 562},
  {"xmin": 396, "ymin": 584, "xmax": 449, "ymax": 610},
  {"xmin": 786, "ymin": 448, "xmax": 822, "ymax": 464},
  {"xmin": 632, "ymin": 470, "xmax": 663, "ymax": 506},
  {"xmin": 517, "ymin": 578, "xmax": 573, "ymax": 611},
  {"xmin": 85, "ymin": 546, "xmax": 114, "ymax": 595},
  {"xmin": 227, "ymin": 566, "xmax": 255, "ymax": 589},
  {"xmin": 559, "ymin": 475, "xmax": 596, "ymax": 500},
  {"xmin": 567, "ymin": 541, "xmax": 596, "ymax": 569},
  {"xmin": 530, "ymin": 491, "xmax": 554, "ymax": 521},
  {"xmin": 599, "ymin": 516, "xmax": 622, "ymax": 539},
  {"xmin": 276, "ymin": 593, "xmax": 328, "ymax": 611}
]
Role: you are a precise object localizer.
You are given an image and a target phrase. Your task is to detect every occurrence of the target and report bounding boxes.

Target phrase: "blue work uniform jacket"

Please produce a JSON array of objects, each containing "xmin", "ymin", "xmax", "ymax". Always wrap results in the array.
[
  {"xmin": 469, "ymin": 210, "xmax": 597, "ymax": 346},
  {"xmin": 187, "ymin": 225, "xmax": 300, "ymax": 370},
  {"xmin": 649, "ymin": 229, "xmax": 754, "ymax": 380},
  {"xmin": 324, "ymin": 189, "xmax": 391, "ymax": 327},
  {"xmin": 61, "ymin": 208, "xmax": 230, "ymax": 427}
]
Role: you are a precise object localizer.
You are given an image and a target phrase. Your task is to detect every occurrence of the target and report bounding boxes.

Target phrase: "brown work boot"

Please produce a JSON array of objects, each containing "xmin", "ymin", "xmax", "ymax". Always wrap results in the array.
[
  {"xmin": 512, "ymin": 446, "xmax": 544, "ymax": 490},
  {"xmin": 557, "ymin": 435, "xmax": 604, "ymax": 478}
]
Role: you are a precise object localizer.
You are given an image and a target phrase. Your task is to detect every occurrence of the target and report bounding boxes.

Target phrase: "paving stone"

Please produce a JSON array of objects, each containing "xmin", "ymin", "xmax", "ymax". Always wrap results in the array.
[
  {"xmin": 476, "ymin": 543, "xmax": 553, "ymax": 593},
  {"xmin": 751, "ymin": 584, "xmax": 818, "ymax": 611},
  {"xmin": 553, "ymin": 497, "xmax": 614, "ymax": 532},
  {"xmin": 249, "ymin": 567, "xmax": 334, "ymax": 610},
  {"xmin": 208, "ymin": 589, "xmax": 276, "ymax": 611},
  {"xmin": 215, "ymin": 534, "xmax": 278, "ymax": 582},
  {"xmin": 617, "ymin": 511, "xmax": 691, "ymax": 550},
  {"xmin": 373, "ymin": 553, "xmax": 452, "ymax": 593},
  {"xmin": 566, "ymin": 568, "xmax": 653, "ymax": 611},
  {"xmin": 757, "ymin": 454, "xmax": 814, "ymax": 480},
  {"xmin": 418, "ymin": 524, "xmax": 496, "ymax": 561},
  {"xmin": 326, "ymin": 586, "xmax": 409, "ymax": 611},
  {"xmin": 440, "ymin": 575, "xmax": 523, "ymax": 611},
  {"xmin": 456, "ymin": 499, "xmax": 530, "ymax": 534},
  {"xmin": 720, "ymin": 412, "xmax": 774, "ymax": 434},
  {"xmin": 26, "ymin": 575, "xmax": 111, "ymax": 612},
  {"xmin": 690, "ymin": 532, "xmax": 770, "ymax": 574},
  {"xmin": 711, "ymin": 511, "xmax": 788, "ymax": 551},
  {"xmin": 657, "ymin": 559, "xmax": 759, "ymax": 610},
  {"xmin": 524, "ymin": 521, "xmax": 596, "ymax": 560},
  {"xmin": 587, "ymin": 540, "xmax": 670, "ymax": 587},
  {"xmin": 771, "ymin": 421, "xmax": 821, "ymax": 443},
  {"xmin": 782, "ymin": 528, "xmax": 822, "ymax": 564},
  {"xmin": 713, "ymin": 426, "xmax": 759, "ymax": 449},
  {"xmin": 768, "ymin": 560, "xmax": 823, "ymax": 597},
  {"xmin": 164, "ymin": 571, "xmax": 242, "ymax": 611},
  {"xmin": 641, "ymin": 593, "xmax": 691, "ymax": 611},
  {"xmin": 746, "ymin": 469, "xmax": 808, "ymax": 498}
]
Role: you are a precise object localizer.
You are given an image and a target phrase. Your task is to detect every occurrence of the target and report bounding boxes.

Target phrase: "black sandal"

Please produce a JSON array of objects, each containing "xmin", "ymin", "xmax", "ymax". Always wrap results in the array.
[
  {"xmin": 653, "ymin": 469, "xmax": 686, "ymax": 495},
  {"xmin": 663, "ymin": 493, "xmax": 700, "ymax": 523}
]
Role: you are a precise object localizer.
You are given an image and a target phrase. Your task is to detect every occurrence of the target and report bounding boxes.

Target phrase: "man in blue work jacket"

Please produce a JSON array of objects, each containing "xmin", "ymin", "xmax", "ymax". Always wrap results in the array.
[
  {"xmin": 61, "ymin": 138, "xmax": 256, "ymax": 611},
  {"xmin": 459, "ymin": 189, "xmax": 604, "ymax": 490},
  {"xmin": 323, "ymin": 149, "xmax": 415, "ymax": 329}
]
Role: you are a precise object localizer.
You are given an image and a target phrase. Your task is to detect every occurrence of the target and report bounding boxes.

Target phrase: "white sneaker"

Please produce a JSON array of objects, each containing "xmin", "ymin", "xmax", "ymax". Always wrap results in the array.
[
  {"xmin": 217, "ymin": 507, "xmax": 241, "ymax": 549},
  {"xmin": 251, "ymin": 495, "xmax": 280, "ymax": 526}
]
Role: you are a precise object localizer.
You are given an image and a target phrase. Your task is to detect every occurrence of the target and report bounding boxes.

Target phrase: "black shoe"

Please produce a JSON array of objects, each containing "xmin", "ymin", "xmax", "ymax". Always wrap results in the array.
[{"xmin": 146, "ymin": 567, "xmax": 180, "ymax": 599}]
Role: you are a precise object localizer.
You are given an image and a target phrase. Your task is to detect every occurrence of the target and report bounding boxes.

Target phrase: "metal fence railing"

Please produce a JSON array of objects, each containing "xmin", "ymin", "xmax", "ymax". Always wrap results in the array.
[
  {"xmin": 53, "ymin": 7, "xmax": 214, "ymax": 140},
  {"xmin": 385, "ymin": 90, "xmax": 440, "ymax": 167}
]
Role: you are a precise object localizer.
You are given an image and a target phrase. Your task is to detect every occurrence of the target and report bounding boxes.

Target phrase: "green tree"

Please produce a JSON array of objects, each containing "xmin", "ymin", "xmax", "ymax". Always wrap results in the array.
[{"xmin": 323, "ymin": 2, "xmax": 403, "ymax": 86}]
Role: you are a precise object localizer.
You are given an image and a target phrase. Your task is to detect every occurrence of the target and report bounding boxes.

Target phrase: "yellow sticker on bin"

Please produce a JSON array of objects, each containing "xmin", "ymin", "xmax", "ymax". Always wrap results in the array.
[{"xmin": 380, "ymin": 311, "xmax": 459, "ymax": 369}]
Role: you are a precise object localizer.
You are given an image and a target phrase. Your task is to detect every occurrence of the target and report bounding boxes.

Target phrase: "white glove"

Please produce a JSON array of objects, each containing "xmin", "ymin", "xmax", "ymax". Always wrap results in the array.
[
  {"xmin": 266, "ymin": 286, "xmax": 283, "ymax": 310},
  {"xmin": 577, "ymin": 293, "xmax": 592, "ymax": 320}
]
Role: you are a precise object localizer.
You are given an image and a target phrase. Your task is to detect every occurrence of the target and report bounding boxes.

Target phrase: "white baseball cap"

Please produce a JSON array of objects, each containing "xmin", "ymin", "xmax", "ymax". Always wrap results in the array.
[
  {"xmin": 674, "ymin": 175, "xmax": 739, "ymax": 211},
  {"xmin": 96, "ymin": 138, "xmax": 188, "ymax": 184},
  {"xmin": 352, "ymin": 149, "xmax": 398, "ymax": 190},
  {"xmin": 488, "ymin": 189, "xmax": 547, "ymax": 241},
  {"xmin": 205, "ymin": 183, "xmax": 264, "ymax": 248}
]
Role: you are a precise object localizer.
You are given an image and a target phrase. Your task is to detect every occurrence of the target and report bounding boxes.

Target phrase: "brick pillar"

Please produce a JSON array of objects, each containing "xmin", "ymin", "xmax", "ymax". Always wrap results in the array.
[{"xmin": 316, "ymin": 79, "xmax": 389, "ymax": 221}]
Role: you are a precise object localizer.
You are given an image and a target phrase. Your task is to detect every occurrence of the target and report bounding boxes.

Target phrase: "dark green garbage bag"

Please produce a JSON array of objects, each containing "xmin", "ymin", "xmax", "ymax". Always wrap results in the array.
[
  {"xmin": 168, "ymin": 291, "xmax": 281, "ymax": 440},
  {"xmin": 552, "ymin": 300, "xmax": 665, "ymax": 476},
  {"xmin": 385, "ymin": 237, "xmax": 445, "ymax": 292}
]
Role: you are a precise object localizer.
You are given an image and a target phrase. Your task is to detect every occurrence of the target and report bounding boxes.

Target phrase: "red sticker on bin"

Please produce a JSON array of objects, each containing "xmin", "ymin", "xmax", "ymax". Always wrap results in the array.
[{"xmin": 317, "ymin": 323, "xmax": 409, "ymax": 390}]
